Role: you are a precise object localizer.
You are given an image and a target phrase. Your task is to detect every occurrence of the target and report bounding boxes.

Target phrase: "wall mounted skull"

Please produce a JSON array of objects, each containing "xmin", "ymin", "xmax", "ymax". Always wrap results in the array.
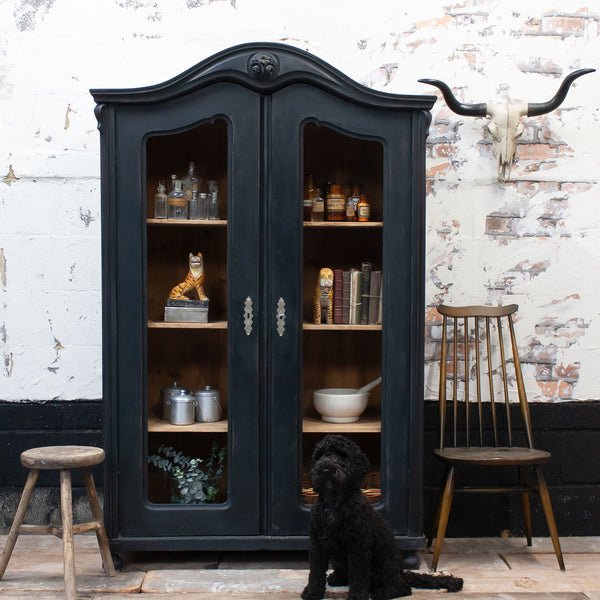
[{"xmin": 419, "ymin": 69, "xmax": 595, "ymax": 182}]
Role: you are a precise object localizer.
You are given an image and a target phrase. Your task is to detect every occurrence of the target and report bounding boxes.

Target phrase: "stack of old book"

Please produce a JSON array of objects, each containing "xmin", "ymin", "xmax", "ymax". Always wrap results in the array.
[{"xmin": 333, "ymin": 262, "xmax": 382, "ymax": 325}]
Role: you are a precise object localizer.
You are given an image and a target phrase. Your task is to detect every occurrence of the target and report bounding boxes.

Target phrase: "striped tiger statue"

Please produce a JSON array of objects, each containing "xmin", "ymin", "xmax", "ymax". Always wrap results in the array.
[
  {"xmin": 313, "ymin": 267, "xmax": 334, "ymax": 325},
  {"xmin": 169, "ymin": 252, "xmax": 208, "ymax": 301}
]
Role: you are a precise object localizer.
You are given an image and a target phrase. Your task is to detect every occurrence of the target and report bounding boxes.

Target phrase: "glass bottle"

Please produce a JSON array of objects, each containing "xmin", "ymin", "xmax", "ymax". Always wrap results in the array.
[
  {"xmin": 168, "ymin": 175, "xmax": 186, "ymax": 219},
  {"xmin": 207, "ymin": 180, "xmax": 219, "ymax": 220},
  {"xmin": 303, "ymin": 175, "xmax": 316, "ymax": 221},
  {"xmin": 153, "ymin": 180, "xmax": 168, "ymax": 219},
  {"xmin": 188, "ymin": 190, "xmax": 199, "ymax": 220},
  {"xmin": 357, "ymin": 192, "xmax": 371, "ymax": 222},
  {"xmin": 311, "ymin": 188, "xmax": 325, "ymax": 222},
  {"xmin": 346, "ymin": 184, "xmax": 360, "ymax": 221},
  {"xmin": 198, "ymin": 192, "xmax": 209, "ymax": 220},
  {"xmin": 181, "ymin": 161, "xmax": 200, "ymax": 208},
  {"xmin": 326, "ymin": 183, "xmax": 346, "ymax": 221}
]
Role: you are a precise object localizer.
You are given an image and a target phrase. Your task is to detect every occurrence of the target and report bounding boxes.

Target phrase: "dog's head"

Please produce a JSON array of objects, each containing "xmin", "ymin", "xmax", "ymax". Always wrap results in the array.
[{"xmin": 309, "ymin": 434, "xmax": 370, "ymax": 498}]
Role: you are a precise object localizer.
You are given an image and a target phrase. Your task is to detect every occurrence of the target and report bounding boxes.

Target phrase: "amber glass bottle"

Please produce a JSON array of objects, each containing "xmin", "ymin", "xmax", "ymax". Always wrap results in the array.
[
  {"xmin": 357, "ymin": 193, "xmax": 371, "ymax": 222},
  {"xmin": 326, "ymin": 183, "xmax": 346, "ymax": 221}
]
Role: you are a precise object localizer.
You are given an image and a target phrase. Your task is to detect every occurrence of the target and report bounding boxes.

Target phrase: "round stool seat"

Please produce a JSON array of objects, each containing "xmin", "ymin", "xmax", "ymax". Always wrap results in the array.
[{"xmin": 20, "ymin": 446, "xmax": 105, "ymax": 470}]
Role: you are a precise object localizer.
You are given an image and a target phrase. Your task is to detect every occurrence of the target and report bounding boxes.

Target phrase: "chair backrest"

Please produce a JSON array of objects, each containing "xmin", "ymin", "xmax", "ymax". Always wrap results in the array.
[{"xmin": 436, "ymin": 304, "xmax": 535, "ymax": 450}]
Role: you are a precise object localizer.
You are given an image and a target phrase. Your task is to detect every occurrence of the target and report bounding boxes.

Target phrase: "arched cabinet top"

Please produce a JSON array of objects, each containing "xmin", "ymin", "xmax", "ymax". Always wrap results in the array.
[{"xmin": 90, "ymin": 42, "xmax": 436, "ymax": 111}]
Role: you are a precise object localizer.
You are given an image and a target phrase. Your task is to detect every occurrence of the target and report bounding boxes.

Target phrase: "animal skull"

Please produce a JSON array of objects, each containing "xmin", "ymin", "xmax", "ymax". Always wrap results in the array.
[{"xmin": 419, "ymin": 69, "xmax": 595, "ymax": 182}]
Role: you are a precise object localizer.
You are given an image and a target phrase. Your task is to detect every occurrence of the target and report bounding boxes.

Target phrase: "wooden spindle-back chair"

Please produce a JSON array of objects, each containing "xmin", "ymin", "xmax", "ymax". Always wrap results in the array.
[{"xmin": 427, "ymin": 304, "xmax": 565, "ymax": 571}]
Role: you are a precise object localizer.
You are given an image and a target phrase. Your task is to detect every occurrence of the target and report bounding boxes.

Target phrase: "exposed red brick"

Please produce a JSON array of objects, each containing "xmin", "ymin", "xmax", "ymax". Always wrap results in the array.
[
  {"xmin": 558, "ymin": 381, "xmax": 573, "ymax": 398},
  {"xmin": 560, "ymin": 182, "xmax": 594, "ymax": 194},
  {"xmin": 555, "ymin": 362, "xmax": 580, "ymax": 381},
  {"xmin": 486, "ymin": 216, "xmax": 516, "ymax": 235},
  {"xmin": 517, "ymin": 144, "xmax": 560, "ymax": 160},
  {"xmin": 427, "ymin": 162, "xmax": 451, "ymax": 179},
  {"xmin": 432, "ymin": 143, "xmax": 457, "ymax": 158},
  {"xmin": 536, "ymin": 380, "xmax": 558, "ymax": 397},
  {"xmin": 426, "ymin": 305, "xmax": 443, "ymax": 324},
  {"xmin": 542, "ymin": 15, "xmax": 586, "ymax": 35}
]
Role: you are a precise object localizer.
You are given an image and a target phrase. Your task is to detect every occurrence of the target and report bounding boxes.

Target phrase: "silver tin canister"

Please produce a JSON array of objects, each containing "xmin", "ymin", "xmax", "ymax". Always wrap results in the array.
[
  {"xmin": 166, "ymin": 391, "xmax": 196, "ymax": 425},
  {"xmin": 160, "ymin": 383, "xmax": 189, "ymax": 421},
  {"xmin": 194, "ymin": 386, "xmax": 222, "ymax": 422}
]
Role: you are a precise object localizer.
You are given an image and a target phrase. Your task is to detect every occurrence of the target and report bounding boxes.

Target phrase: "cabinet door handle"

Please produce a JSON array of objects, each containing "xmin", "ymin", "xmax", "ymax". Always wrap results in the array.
[
  {"xmin": 243, "ymin": 296, "xmax": 254, "ymax": 336},
  {"xmin": 276, "ymin": 297, "xmax": 286, "ymax": 337}
]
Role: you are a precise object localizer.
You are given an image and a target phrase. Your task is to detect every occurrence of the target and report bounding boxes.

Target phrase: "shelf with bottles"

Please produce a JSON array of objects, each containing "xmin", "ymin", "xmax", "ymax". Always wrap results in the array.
[
  {"xmin": 147, "ymin": 219, "xmax": 228, "ymax": 227},
  {"xmin": 302, "ymin": 121, "xmax": 384, "ymax": 224},
  {"xmin": 145, "ymin": 119, "xmax": 228, "ymax": 222}
]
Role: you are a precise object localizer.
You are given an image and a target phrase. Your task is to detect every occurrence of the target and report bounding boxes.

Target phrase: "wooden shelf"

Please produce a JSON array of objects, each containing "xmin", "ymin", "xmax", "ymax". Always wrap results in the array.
[
  {"xmin": 148, "ymin": 320, "xmax": 228, "ymax": 329},
  {"xmin": 303, "ymin": 323, "xmax": 381, "ymax": 331},
  {"xmin": 147, "ymin": 219, "xmax": 227, "ymax": 226},
  {"xmin": 303, "ymin": 414, "xmax": 381, "ymax": 433},
  {"xmin": 303, "ymin": 221, "xmax": 382, "ymax": 228},
  {"xmin": 148, "ymin": 416, "xmax": 228, "ymax": 432}
]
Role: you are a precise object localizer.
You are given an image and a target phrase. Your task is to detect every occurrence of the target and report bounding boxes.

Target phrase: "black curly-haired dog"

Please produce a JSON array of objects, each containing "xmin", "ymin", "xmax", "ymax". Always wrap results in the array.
[{"xmin": 302, "ymin": 434, "xmax": 463, "ymax": 600}]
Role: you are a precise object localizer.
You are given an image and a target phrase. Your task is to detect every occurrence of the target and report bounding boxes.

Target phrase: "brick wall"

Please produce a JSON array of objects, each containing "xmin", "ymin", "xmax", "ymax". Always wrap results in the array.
[{"xmin": 1, "ymin": 0, "xmax": 599, "ymax": 403}]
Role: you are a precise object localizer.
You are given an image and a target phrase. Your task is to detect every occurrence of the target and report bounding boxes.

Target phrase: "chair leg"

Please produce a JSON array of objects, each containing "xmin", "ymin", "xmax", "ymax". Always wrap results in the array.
[
  {"xmin": 534, "ymin": 465, "xmax": 565, "ymax": 571},
  {"xmin": 518, "ymin": 466, "xmax": 532, "ymax": 546},
  {"xmin": 431, "ymin": 465, "xmax": 455, "ymax": 572},
  {"xmin": 60, "ymin": 469, "xmax": 77, "ymax": 600},
  {"xmin": 427, "ymin": 465, "xmax": 450, "ymax": 549},
  {"xmin": 82, "ymin": 468, "xmax": 116, "ymax": 576},
  {"xmin": 0, "ymin": 469, "xmax": 39, "ymax": 579}
]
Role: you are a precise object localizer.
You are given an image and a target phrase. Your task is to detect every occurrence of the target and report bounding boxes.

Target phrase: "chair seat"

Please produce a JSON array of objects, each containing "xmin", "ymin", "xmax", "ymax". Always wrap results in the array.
[
  {"xmin": 435, "ymin": 446, "xmax": 551, "ymax": 466},
  {"xmin": 20, "ymin": 446, "xmax": 105, "ymax": 470}
]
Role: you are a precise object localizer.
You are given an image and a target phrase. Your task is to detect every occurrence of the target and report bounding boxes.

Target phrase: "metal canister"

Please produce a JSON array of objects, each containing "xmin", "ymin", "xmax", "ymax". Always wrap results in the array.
[
  {"xmin": 194, "ymin": 386, "xmax": 222, "ymax": 422},
  {"xmin": 160, "ymin": 382, "xmax": 190, "ymax": 421},
  {"xmin": 166, "ymin": 390, "xmax": 196, "ymax": 425}
]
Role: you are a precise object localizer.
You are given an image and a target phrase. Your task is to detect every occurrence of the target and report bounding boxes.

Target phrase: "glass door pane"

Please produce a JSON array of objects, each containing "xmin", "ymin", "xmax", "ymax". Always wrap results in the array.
[
  {"xmin": 301, "ymin": 123, "xmax": 384, "ymax": 506},
  {"xmin": 145, "ymin": 120, "xmax": 230, "ymax": 506}
]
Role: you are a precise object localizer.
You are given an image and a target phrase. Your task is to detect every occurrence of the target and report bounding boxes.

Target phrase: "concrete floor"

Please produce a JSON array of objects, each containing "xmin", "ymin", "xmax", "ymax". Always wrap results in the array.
[{"xmin": 0, "ymin": 534, "xmax": 599, "ymax": 599}]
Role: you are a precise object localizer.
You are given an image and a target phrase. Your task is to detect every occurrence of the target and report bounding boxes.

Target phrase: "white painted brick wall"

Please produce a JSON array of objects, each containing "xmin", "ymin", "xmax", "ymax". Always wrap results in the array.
[{"xmin": 1, "ymin": 0, "xmax": 599, "ymax": 401}]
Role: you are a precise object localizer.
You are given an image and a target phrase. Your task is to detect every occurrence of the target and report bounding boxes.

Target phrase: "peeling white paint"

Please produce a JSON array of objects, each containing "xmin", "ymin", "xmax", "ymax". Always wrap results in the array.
[{"xmin": 0, "ymin": 0, "xmax": 599, "ymax": 401}]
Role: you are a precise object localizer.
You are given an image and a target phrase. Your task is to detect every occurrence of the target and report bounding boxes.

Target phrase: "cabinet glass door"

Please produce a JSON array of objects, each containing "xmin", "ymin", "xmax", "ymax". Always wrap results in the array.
[
  {"xmin": 112, "ymin": 84, "xmax": 261, "ymax": 537},
  {"xmin": 268, "ymin": 83, "xmax": 419, "ymax": 537}
]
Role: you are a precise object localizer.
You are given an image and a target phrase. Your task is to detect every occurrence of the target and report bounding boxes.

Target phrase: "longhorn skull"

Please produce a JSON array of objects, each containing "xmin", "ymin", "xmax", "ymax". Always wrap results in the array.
[{"xmin": 419, "ymin": 69, "xmax": 595, "ymax": 182}]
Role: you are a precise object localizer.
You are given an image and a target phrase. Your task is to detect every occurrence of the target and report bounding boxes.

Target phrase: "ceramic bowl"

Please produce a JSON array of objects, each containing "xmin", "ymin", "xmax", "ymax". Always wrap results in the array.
[{"xmin": 313, "ymin": 388, "xmax": 369, "ymax": 423}]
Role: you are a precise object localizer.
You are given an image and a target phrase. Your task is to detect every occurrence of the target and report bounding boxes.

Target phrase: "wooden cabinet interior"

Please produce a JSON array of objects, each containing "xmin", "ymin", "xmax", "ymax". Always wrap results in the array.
[
  {"xmin": 145, "ymin": 119, "xmax": 228, "ymax": 220},
  {"xmin": 301, "ymin": 123, "xmax": 384, "ymax": 502}
]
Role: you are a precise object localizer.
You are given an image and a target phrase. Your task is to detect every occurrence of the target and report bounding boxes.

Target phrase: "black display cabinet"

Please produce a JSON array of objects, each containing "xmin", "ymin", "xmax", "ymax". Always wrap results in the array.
[{"xmin": 91, "ymin": 43, "xmax": 434, "ymax": 557}]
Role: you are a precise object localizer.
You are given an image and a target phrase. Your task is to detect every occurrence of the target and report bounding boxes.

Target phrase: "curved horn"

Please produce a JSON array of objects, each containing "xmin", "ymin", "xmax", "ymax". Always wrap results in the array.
[
  {"xmin": 418, "ymin": 78, "xmax": 487, "ymax": 116},
  {"xmin": 527, "ymin": 68, "xmax": 595, "ymax": 116}
]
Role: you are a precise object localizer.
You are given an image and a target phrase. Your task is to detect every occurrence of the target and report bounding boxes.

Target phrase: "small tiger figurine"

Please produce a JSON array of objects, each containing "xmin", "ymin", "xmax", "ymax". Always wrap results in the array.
[
  {"xmin": 169, "ymin": 252, "xmax": 208, "ymax": 301},
  {"xmin": 313, "ymin": 267, "xmax": 334, "ymax": 325}
]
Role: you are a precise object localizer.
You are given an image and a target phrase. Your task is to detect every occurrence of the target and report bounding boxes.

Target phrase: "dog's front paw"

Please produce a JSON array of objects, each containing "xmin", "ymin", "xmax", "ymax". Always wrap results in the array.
[
  {"xmin": 301, "ymin": 584, "xmax": 325, "ymax": 600},
  {"xmin": 327, "ymin": 570, "xmax": 348, "ymax": 587}
]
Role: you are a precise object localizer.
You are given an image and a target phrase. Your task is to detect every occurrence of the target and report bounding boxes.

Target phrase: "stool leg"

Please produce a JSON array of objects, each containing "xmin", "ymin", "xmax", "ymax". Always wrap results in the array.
[
  {"xmin": 0, "ymin": 469, "xmax": 39, "ymax": 579},
  {"xmin": 82, "ymin": 468, "xmax": 115, "ymax": 576},
  {"xmin": 60, "ymin": 469, "xmax": 77, "ymax": 600}
]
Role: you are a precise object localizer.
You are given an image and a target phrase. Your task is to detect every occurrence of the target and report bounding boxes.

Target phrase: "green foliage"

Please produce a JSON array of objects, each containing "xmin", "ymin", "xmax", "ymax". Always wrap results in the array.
[{"xmin": 148, "ymin": 443, "xmax": 226, "ymax": 504}]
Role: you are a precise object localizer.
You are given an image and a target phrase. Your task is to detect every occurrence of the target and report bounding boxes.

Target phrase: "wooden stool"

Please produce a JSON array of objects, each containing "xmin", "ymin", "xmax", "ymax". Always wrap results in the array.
[{"xmin": 0, "ymin": 446, "xmax": 116, "ymax": 600}]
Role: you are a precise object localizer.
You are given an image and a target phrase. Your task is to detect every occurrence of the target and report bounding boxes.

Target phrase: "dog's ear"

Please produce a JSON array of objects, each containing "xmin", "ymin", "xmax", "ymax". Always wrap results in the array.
[{"xmin": 352, "ymin": 446, "xmax": 371, "ymax": 488}]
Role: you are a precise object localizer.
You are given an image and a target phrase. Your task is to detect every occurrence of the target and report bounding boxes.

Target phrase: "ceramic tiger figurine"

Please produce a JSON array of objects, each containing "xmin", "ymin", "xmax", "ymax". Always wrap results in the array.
[
  {"xmin": 313, "ymin": 267, "xmax": 334, "ymax": 324},
  {"xmin": 169, "ymin": 252, "xmax": 208, "ymax": 301}
]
